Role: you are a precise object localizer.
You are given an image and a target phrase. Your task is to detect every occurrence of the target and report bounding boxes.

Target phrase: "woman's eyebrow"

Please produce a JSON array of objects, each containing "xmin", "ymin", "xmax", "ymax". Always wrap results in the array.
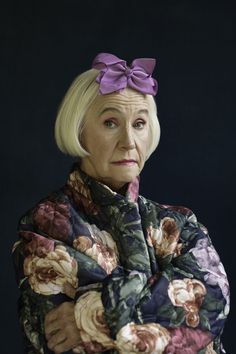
[
  {"xmin": 99, "ymin": 107, "xmax": 121, "ymax": 115},
  {"xmin": 137, "ymin": 109, "xmax": 149, "ymax": 115}
]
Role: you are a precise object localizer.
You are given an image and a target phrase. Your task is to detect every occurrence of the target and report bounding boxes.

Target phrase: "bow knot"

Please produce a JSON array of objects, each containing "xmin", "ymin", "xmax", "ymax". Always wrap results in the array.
[
  {"xmin": 125, "ymin": 67, "xmax": 132, "ymax": 77},
  {"xmin": 92, "ymin": 53, "xmax": 158, "ymax": 96}
]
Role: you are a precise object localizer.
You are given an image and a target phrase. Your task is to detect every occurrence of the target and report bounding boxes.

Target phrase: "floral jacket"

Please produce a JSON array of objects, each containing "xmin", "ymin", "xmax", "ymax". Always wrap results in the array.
[{"xmin": 12, "ymin": 162, "xmax": 229, "ymax": 354}]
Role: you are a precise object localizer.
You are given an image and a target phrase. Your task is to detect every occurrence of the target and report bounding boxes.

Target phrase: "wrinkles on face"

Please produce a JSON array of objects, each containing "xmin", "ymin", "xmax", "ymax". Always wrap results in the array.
[
  {"xmin": 80, "ymin": 88, "xmax": 151, "ymax": 191},
  {"xmin": 92, "ymin": 89, "xmax": 150, "ymax": 120}
]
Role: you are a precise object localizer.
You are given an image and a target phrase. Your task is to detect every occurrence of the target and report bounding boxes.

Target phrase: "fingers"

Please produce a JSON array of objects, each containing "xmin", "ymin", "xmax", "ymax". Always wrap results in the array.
[
  {"xmin": 46, "ymin": 320, "xmax": 82, "ymax": 353},
  {"xmin": 72, "ymin": 347, "xmax": 83, "ymax": 354},
  {"xmin": 48, "ymin": 329, "xmax": 82, "ymax": 354},
  {"xmin": 53, "ymin": 339, "xmax": 81, "ymax": 354},
  {"xmin": 44, "ymin": 302, "xmax": 74, "ymax": 339},
  {"xmin": 47, "ymin": 330, "xmax": 67, "ymax": 353},
  {"xmin": 45, "ymin": 302, "xmax": 80, "ymax": 353},
  {"xmin": 45, "ymin": 320, "xmax": 61, "ymax": 341},
  {"xmin": 44, "ymin": 310, "xmax": 61, "ymax": 341},
  {"xmin": 44, "ymin": 307, "xmax": 58, "ymax": 327}
]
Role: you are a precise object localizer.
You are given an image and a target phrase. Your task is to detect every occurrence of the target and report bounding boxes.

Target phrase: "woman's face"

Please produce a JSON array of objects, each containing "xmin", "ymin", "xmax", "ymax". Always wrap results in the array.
[{"xmin": 80, "ymin": 88, "xmax": 154, "ymax": 191}]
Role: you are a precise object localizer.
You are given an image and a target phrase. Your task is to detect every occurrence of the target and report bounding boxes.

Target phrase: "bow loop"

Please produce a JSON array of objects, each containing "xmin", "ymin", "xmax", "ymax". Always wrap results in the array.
[
  {"xmin": 131, "ymin": 58, "xmax": 156, "ymax": 75},
  {"xmin": 91, "ymin": 52, "xmax": 158, "ymax": 96},
  {"xmin": 92, "ymin": 52, "xmax": 126, "ymax": 69}
]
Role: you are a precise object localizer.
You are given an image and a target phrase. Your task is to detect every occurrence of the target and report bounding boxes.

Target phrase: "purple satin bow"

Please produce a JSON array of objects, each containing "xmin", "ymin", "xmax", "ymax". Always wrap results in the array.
[{"xmin": 92, "ymin": 53, "xmax": 158, "ymax": 96}]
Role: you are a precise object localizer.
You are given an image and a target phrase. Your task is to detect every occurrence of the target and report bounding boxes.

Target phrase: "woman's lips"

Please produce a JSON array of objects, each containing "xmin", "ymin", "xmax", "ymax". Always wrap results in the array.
[{"xmin": 111, "ymin": 160, "xmax": 137, "ymax": 166}]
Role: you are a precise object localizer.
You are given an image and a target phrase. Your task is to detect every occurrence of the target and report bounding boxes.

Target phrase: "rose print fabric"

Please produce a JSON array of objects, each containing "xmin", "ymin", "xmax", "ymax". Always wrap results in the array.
[{"xmin": 12, "ymin": 162, "xmax": 229, "ymax": 353}]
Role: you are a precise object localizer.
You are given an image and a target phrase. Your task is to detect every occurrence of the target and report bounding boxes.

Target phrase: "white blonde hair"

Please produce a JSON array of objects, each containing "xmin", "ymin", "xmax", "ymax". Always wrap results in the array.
[{"xmin": 55, "ymin": 68, "xmax": 160, "ymax": 160}]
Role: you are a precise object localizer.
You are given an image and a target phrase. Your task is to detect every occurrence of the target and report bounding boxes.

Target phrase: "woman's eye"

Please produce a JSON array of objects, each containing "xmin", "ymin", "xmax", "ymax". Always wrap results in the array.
[
  {"xmin": 104, "ymin": 120, "xmax": 117, "ymax": 128},
  {"xmin": 134, "ymin": 120, "xmax": 146, "ymax": 129}
]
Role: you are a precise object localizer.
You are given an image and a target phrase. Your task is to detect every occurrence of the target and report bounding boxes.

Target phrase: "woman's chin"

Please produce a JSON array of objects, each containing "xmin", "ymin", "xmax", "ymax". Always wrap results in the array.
[{"xmin": 111, "ymin": 173, "xmax": 138, "ymax": 187}]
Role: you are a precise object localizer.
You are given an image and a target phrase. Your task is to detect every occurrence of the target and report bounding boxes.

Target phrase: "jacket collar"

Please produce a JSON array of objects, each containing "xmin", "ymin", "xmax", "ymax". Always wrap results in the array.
[{"xmin": 66, "ymin": 161, "xmax": 140, "ymax": 206}]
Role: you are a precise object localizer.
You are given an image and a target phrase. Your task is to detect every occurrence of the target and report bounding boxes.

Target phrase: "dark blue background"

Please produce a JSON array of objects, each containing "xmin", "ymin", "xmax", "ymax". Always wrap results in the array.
[{"xmin": 1, "ymin": 0, "xmax": 235, "ymax": 352}]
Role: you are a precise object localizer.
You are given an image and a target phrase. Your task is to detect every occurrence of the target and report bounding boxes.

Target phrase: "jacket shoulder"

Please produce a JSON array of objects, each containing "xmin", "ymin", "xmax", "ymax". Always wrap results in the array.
[
  {"xmin": 17, "ymin": 187, "xmax": 69, "ymax": 230},
  {"xmin": 139, "ymin": 195, "xmax": 195, "ymax": 218}
]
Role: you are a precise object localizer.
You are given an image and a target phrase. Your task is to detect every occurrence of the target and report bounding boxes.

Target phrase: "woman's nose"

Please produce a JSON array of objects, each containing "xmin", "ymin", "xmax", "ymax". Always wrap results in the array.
[{"xmin": 119, "ymin": 127, "xmax": 135, "ymax": 150}]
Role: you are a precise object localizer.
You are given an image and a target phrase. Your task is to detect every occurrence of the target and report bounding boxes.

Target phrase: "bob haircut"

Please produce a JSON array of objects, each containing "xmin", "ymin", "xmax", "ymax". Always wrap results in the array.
[{"xmin": 55, "ymin": 68, "xmax": 160, "ymax": 161}]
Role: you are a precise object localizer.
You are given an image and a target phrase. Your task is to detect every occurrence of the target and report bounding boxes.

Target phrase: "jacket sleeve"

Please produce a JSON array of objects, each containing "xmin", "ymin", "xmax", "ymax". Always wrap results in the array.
[
  {"xmin": 139, "ymin": 205, "xmax": 230, "ymax": 353},
  {"xmin": 12, "ymin": 208, "xmax": 109, "ymax": 354},
  {"xmin": 100, "ymin": 201, "xmax": 229, "ymax": 353},
  {"xmin": 12, "ymin": 213, "xmax": 78, "ymax": 354}
]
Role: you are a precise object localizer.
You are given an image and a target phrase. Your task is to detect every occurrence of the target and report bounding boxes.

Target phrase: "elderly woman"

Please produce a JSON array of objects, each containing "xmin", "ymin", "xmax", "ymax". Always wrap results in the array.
[{"xmin": 12, "ymin": 53, "xmax": 229, "ymax": 354}]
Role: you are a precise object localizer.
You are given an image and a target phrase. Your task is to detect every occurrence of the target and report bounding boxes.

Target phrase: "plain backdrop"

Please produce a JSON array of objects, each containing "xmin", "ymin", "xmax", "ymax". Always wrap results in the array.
[{"xmin": 1, "ymin": 0, "xmax": 235, "ymax": 352}]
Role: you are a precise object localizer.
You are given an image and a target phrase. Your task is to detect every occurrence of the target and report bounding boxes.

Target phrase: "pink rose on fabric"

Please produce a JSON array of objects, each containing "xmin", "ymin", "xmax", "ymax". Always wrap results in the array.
[
  {"xmin": 147, "ymin": 218, "xmax": 181, "ymax": 258},
  {"xmin": 33, "ymin": 201, "xmax": 72, "ymax": 241},
  {"xmin": 116, "ymin": 322, "xmax": 170, "ymax": 354},
  {"xmin": 164, "ymin": 327, "xmax": 213, "ymax": 353},
  {"xmin": 168, "ymin": 278, "xmax": 206, "ymax": 328},
  {"xmin": 19, "ymin": 231, "xmax": 55, "ymax": 257},
  {"xmin": 24, "ymin": 245, "xmax": 78, "ymax": 295}
]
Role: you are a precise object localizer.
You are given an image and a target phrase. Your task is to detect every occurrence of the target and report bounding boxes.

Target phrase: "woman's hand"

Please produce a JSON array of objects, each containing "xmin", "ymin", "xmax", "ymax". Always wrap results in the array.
[{"xmin": 44, "ymin": 301, "xmax": 82, "ymax": 354}]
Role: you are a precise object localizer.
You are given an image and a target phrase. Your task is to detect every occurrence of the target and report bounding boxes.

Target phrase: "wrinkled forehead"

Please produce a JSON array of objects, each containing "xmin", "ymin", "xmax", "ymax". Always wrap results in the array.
[{"xmin": 88, "ymin": 88, "xmax": 151, "ymax": 115}]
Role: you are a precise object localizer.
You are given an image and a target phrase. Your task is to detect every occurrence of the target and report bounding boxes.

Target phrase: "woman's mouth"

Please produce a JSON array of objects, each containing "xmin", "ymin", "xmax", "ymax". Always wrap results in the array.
[{"xmin": 111, "ymin": 160, "xmax": 137, "ymax": 166}]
